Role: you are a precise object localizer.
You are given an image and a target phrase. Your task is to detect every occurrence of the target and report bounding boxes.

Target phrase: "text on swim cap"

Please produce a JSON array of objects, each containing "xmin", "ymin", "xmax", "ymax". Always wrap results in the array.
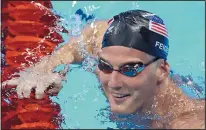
[{"xmin": 155, "ymin": 41, "xmax": 168, "ymax": 54}]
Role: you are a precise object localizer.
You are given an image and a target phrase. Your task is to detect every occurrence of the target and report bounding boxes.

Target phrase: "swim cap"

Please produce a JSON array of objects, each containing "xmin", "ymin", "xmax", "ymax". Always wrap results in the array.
[{"xmin": 102, "ymin": 10, "xmax": 169, "ymax": 60}]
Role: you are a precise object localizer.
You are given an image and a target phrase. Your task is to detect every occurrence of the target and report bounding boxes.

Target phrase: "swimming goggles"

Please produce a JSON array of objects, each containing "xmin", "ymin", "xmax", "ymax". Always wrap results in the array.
[{"xmin": 98, "ymin": 57, "xmax": 159, "ymax": 77}]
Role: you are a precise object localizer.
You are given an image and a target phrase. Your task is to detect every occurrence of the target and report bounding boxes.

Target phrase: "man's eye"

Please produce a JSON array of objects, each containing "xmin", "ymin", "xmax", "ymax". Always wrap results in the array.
[{"xmin": 124, "ymin": 63, "xmax": 141, "ymax": 68}]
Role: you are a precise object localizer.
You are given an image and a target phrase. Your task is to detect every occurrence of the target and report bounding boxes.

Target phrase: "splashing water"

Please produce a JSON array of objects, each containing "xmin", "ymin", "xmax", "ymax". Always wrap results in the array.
[
  {"xmin": 199, "ymin": 62, "xmax": 205, "ymax": 72},
  {"xmin": 132, "ymin": 1, "xmax": 140, "ymax": 9},
  {"xmin": 69, "ymin": 14, "xmax": 83, "ymax": 37},
  {"xmin": 26, "ymin": 1, "xmax": 98, "ymax": 75},
  {"xmin": 82, "ymin": 56, "xmax": 98, "ymax": 72},
  {"xmin": 84, "ymin": 5, "xmax": 100, "ymax": 16},
  {"xmin": 72, "ymin": 1, "xmax": 77, "ymax": 7},
  {"xmin": 12, "ymin": 1, "xmax": 69, "ymax": 68}
]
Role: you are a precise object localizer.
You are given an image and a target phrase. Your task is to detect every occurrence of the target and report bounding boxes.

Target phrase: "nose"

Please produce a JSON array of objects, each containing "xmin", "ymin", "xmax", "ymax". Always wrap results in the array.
[{"xmin": 108, "ymin": 70, "xmax": 123, "ymax": 90}]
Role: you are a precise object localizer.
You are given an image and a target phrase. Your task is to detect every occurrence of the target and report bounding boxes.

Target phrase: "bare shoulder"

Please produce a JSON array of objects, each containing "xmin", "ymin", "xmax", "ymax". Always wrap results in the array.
[
  {"xmin": 81, "ymin": 20, "xmax": 108, "ymax": 56},
  {"xmin": 170, "ymin": 98, "xmax": 205, "ymax": 129},
  {"xmin": 155, "ymin": 81, "xmax": 205, "ymax": 129},
  {"xmin": 83, "ymin": 20, "xmax": 108, "ymax": 34}
]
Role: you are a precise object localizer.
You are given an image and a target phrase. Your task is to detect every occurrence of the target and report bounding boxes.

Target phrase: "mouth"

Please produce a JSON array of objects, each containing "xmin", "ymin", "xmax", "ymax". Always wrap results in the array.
[{"xmin": 111, "ymin": 93, "xmax": 131, "ymax": 98}]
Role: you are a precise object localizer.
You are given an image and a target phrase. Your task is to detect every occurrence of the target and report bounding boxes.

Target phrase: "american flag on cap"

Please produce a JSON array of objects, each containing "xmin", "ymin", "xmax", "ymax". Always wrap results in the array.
[
  {"xmin": 107, "ymin": 17, "xmax": 114, "ymax": 25},
  {"xmin": 149, "ymin": 20, "xmax": 168, "ymax": 38},
  {"xmin": 142, "ymin": 13, "xmax": 169, "ymax": 38}
]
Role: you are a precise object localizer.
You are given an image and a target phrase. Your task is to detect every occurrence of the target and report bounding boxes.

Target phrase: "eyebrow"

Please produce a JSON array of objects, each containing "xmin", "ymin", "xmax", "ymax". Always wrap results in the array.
[
  {"xmin": 99, "ymin": 56, "xmax": 143, "ymax": 66},
  {"xmin": 99, "ymin": 57, "xmax": 111, "ymax": 65}
]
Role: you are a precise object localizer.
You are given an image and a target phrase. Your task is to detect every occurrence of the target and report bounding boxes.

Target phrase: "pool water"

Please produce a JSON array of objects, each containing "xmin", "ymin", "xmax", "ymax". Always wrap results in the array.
[{"xmin": 49, "ymin": 1, "xmax": 205, "ymax": 129}]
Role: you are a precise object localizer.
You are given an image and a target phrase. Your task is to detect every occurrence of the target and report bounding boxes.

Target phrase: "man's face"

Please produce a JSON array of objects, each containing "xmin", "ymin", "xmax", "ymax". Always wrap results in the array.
[{"xmin": 97, "ymin": 46, "xmax": 159, "ymax": 114}]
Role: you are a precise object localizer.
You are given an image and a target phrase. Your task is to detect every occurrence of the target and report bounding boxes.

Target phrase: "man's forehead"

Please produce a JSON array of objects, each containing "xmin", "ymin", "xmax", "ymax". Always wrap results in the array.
[
  {"xmin": 99, "ymin": 54, "xmax": 142, "ymax": 63},
  {"xmin": 99, "ymin": 46, "xmax": 153, "ymax": 62}
]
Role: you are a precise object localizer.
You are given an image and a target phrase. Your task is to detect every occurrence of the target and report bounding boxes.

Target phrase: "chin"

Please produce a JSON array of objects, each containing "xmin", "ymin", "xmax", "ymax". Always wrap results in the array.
[
  {"xmin": 110, "ymin": 105, "xmax": 137, "ymax": 115},
  {"xmin": 110, "ymin": 100, "xmax": 144, "ymax": 115}
]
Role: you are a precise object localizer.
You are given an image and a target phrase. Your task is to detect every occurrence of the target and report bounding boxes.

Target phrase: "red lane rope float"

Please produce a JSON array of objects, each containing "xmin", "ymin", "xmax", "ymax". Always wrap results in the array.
[
  {"xmin": 5, "ymin": 1, "xmax": 53, "ymax": 9},
  {"xmin": 6, "ymin": 20, "xmax": 65, "ymax": 44},
  {"xmin": 7, "ymin": 20, "xmax": 46, "ymax": 36},
  {"xmin": 11, "ymin": 122, "xmax": 56, "ymax": 129},
  {"xmin": 5, "ymin": 50, "xmax": 48, "ymax": 67},
  {"xmin": 2, "ymin": 3, "xmax": 54, "ymax": 21},
  {"xmin": 2, "ymin": 1, "xmax": 66, "ymax": 129},
  {"xmin": 1, "ymin": 85, "xmax": 62, "ymax": 129},
  {"xmin": 5, "ymin": 36, "xmax": 57, "ymax": 50}
]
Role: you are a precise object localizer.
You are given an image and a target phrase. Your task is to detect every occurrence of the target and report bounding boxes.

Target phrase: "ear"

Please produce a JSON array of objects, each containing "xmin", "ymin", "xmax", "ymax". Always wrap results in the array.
[{"xmin": 156, "ymin": 60, "xmax": 170, "ymax": 84}]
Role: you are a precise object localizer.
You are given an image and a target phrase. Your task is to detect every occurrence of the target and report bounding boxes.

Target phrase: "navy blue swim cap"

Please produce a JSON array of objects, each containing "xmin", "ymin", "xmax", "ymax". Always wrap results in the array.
[{"xmin": 102, "ymin": 10, "xmax": 169, "ymax": 60}]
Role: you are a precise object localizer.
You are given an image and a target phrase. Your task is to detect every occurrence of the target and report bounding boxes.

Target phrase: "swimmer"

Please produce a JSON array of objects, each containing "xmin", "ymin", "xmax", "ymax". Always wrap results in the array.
[{"xmin": 3, "ymin": 10, "xmax": 205, "ymax": 129}]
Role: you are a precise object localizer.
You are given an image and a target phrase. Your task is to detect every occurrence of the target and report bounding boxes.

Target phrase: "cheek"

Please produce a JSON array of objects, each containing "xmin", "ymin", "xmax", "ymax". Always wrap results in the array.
[
  {"xmin": 98, "ymin": 72, "xmax": 110, "ymax": 87},
  {"xmin": 98, "ymin": 72, "xmax": 111, "ymax": 97},
  {"xmin": 137, "ymin": 73, "xmax": 157, "ymax": 97},
  {"xmin": 129, "ymin": 72, "xmax": 157, "ymax": 95},
  {"xmin": 128, "ymin": 73, "xmax": 151, "ymax": 89}
]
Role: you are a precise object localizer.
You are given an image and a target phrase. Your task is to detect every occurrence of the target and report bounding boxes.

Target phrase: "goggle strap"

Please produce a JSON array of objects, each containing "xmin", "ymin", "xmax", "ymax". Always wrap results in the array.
[{"xmin": 144, "ymin": 57, "xmax": 159, "ymax": 67}]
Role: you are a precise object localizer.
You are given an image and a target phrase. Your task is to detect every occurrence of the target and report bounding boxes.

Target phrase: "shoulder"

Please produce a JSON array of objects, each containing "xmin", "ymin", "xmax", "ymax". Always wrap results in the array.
[
  {"xmin": 80, "ymin": 20, "xmax": 108, "ymax": 55},
  {"xmin": 82, "ymin": 20, "xmax": 108, "ymax": 38},
  {"xmin": 169, "ymin": 99, "xmax": 205, "ymax": 129}
]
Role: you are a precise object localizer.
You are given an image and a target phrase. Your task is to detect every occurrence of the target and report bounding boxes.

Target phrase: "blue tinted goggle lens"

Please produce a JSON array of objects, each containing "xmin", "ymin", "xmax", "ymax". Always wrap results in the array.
[{"xmin": 98, "ymin": 60, "xmax": 144, "ymax": 77}]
